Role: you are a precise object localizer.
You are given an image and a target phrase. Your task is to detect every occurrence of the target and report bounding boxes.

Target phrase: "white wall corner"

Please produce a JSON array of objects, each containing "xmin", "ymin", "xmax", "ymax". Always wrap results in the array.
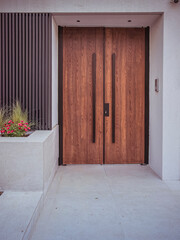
[
  {"xmin": 149, "ymin": 14, "xmax": 164, "ymax": 179},
  {"xmin": 43, "ymin": 125, "xmax": 59, "ymax": 195}
]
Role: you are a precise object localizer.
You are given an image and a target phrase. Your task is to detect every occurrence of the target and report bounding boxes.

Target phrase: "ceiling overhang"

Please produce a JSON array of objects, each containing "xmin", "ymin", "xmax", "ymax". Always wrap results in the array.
[{"xmin": 53, "ymin": 13, "xmax": 162, "ymax": 27}]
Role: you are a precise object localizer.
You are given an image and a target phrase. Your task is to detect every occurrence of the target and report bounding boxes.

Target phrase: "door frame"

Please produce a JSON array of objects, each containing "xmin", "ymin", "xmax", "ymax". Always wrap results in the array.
[
  {"xmin": 58, "ymin": 26, "xmax": 149, "ymax": 165},
  {"xmin": 144, "ymin": 27, "xmax": 149, "ymax": 165}
]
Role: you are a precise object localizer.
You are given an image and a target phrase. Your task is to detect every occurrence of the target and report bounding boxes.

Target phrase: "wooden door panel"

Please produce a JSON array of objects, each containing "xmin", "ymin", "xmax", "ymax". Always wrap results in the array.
[
  {"xmin": 105, "ymin": 28, "xmax": 145, "ymax": 164},
  {"xmin": 63, "ymin": 28, "xmax": 103, "ymax": 164},
  {"xmin": 62, "ymin": 27, "xmax": 145, "ymax": 165}
]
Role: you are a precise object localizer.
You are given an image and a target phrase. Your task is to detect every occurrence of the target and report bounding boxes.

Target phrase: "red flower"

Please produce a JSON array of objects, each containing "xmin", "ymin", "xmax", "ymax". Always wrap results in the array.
[
  {"xmin": 8, "ymin": 120, "xmax": 12, "ymax": 124},
  {"xmin": 27, "ymin": 127, "xmax": 31, "ymax": 130},
  {"xmin": 24, "ymin": 128, "xmax": 28, "ymax": 132},
  {"xmin": 11, "ymin": 130, "xmax": 14, "ymax": 133},
  {"xmin": 24, "ymin": 125, "xmax": 27, "ymax": 128},
  {"xmin": 21, "ymin": 120, "xmax": 24, "ymax": 123},
  {"xmin": 25, "ymin": 123, "xmax": 28, "ymax": 125},
  {"xmin": 7, "ymin": 131, "xmax": 10, "ymax": 134},
  {"xmin": 18, "ymin": 128, "xmax": 21, "ymax": 130},
  {"xmin": 1, "ymin": 130, "xmax": 5, "ymax": 133},
  {"xmin": 6, "ymin": 127, "xmax": 10, "ymax": 130}
]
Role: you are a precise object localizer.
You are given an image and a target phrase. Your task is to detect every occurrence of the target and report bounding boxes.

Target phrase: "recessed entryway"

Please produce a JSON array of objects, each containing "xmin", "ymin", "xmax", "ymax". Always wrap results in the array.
[{"xmin": 59, "ymin": 27, "xmax": 147, "ymax": 164}]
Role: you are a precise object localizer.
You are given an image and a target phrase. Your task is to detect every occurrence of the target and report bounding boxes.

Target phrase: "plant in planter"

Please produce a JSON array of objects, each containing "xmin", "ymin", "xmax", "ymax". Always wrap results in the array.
[
  {"xmin": 0, "ymin": 102, "xmax": 33, "ymax": 137},
  {"xmin": 1, "ymin": 120, "xmax": 31, "ymax": 137},
  {"xmin": 11, "ymin": 101, "xmax": 28, "ymax": 123},
  {"xmin": 0, "ymin": 108, "xmax": 6, "ymax": 130}
]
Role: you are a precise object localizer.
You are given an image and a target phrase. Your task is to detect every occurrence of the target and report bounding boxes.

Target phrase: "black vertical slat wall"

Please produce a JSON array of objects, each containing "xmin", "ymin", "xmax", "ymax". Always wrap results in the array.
[{"xmin": 0, "ymin": 13, "xmax": 52, "ymax": 130}]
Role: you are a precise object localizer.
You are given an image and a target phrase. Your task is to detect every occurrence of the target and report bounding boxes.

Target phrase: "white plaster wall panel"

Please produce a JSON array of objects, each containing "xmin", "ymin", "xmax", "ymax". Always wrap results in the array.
[
  {"xmin": 52, "ymin": 17, "xmax": 59, "ymax": 128},
  {"xmin": 149, "ymin": 15, "xmax": 164, "ymax": 179},
  {"xmin": 162, "ymin": 7, "xmax": 180, "ymax": 180},
  {"xmin": 0, "ymin": 0, "xmax": 172, "ymax": 13},
  {"xmin": 0, "ymin": 142, "xmax": 43, "ymax": 191},
  {"xmin": 43, "ymin": 126, "xmax": 59, "ymax": 195}
]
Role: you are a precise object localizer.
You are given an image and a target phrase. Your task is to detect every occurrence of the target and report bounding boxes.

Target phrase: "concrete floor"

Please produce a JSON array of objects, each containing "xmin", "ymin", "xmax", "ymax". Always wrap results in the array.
[{"xmin": 30, "ymin": 165, "xmax": 180, "ymax": 240}]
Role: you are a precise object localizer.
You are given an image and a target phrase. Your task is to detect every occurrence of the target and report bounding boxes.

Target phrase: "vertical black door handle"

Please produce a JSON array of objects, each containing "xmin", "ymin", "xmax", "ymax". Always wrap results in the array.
[
  {"xmin": 92, "ymin": 53, "xmax": 96, "ymax": 143},
  {"xmin": 112, "ymin": 53, "xmax": 115, "ymax": 143}
]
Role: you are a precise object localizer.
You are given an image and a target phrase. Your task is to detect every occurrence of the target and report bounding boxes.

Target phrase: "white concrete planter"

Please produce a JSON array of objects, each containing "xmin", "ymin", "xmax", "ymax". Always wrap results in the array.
[{"xmin": 0, "ymin": 125, "xmax": 59, "ymax": 193}]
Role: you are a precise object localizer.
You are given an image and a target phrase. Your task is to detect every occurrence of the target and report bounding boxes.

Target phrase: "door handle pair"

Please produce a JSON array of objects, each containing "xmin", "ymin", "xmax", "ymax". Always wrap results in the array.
[{"xmin": 92, "ymin": 53, "xmax": 115, "ymax": 143}]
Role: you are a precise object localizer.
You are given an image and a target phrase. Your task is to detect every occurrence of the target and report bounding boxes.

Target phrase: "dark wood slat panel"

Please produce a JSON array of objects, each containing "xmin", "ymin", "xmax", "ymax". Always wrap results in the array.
[
  {"xmin": 32, "ymin": 13, "xmax": 36, "ymax": 124},
  {"xmin": 45, "ymin": 13, "xmax": 48, "ymax": 129},
  {"xmin": 0, "ymin": 13, "xmax": 52, "ymax": 130},
  {"xmin": 8, "ymin": 14, "xmax": 12, "ymax": 106},
  {"xmin": 28, "ymin": 13, "xmax": 32, "ymax": 121},
  {"xmin": 12, "ymin": 14, "xmax": 16, "ymax": 103},
  {"xmin": 19, "ymin": 14, "xmax": 22, "ymax": 103},
  {"xmin": 2, "ymin": 14, "xmax": 5, "ymax": 106},
  {"xmin": 25, "ymin": 14, "xmax": 29, "ymax": 115},
  {"xmin": 0, "ymin": 14, "xmax": 1, "ymax": 107},
  {"xmin": 22, "ymin": 14, "xmax": 25, "ymax": 110},
  {"xmin": 5, "ymin": 14, "xmax": 9, "ymax": 106},
  {"xmin": 15, "ymin": 13, "xmax": 19, "ymax": 101},
  {"xmin": 35, "ymin": 14, "xmax": 39, "ymax": 128},
  {"xmin": 41, "ymin": 13, "xmax": 45, "ymax": 129},
  {"xmin": 38, "ymin": 14, "xmax": 42, "ymax": 129}
]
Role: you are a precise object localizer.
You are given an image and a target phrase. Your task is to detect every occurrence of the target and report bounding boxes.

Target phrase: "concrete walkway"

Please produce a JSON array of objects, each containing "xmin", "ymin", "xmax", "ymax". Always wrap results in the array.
[{"xmin": 30, "ymin": 165, "xmax": 180, "ymax": 240}]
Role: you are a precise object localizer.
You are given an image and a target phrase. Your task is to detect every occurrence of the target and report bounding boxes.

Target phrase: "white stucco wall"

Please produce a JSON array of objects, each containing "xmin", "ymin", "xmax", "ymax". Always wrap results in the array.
[
  {"xmin": 149, "ymin": 15, "xmax": 164, "ymax": 179},
  {"xmin": 52, "ymin": 17, "xmax": 59, "ymax": 128},
  {"xmin": 1, "ymin": 0, "xmax": 180, "ymax": 180},
  {"xmin": 162, "ymin": 8, "xmax": 180, "ymax": 180}
]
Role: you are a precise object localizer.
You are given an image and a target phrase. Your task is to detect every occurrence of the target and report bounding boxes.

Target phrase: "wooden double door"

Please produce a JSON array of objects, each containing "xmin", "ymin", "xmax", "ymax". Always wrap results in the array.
[{"xmin": 61, "ymin": 27, "xmax": 145, "ymax": 164}]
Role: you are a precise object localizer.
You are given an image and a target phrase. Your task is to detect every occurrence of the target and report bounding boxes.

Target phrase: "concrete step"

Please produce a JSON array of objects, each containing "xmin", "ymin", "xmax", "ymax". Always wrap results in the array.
[{"xmin": 0, "ymin": 191, "xmax": 43, "ymax": 240}]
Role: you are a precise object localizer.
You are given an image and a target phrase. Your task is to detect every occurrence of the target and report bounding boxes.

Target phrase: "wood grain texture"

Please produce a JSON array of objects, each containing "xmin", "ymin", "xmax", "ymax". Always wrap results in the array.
[
  {"xmin": 63, "ymin": 28, "xmax": 103, "ymax": 164},
  {"xmin": 105, "ymin": 28, "xmax": 145, "ymax": 164}
]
